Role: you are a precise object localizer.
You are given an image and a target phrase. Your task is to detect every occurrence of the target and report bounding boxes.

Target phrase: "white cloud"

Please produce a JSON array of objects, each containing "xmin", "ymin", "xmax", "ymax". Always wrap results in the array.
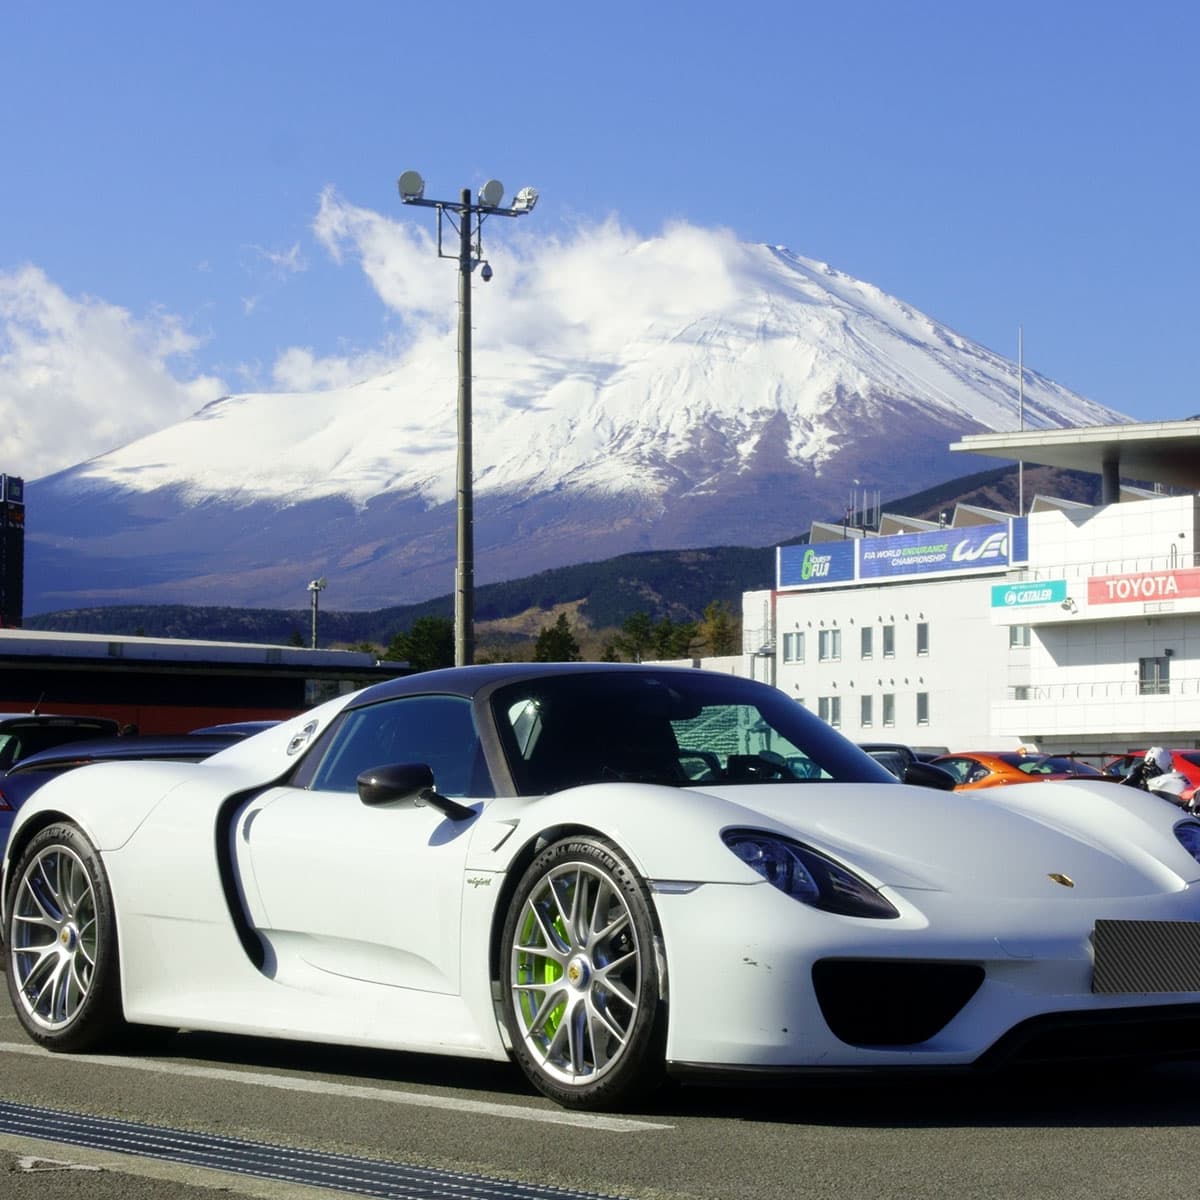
[
  {"xmin": 0, "ymin": 194, "xmax": 763, "ymax": 486},
  {"xmin": 271, "ymin": 343, "xmax": 404, "ymax": 392},
  {"xmin": 313, "ymin": 186, "xmax": 447, "ymax": 323},
  {"xmin": 302, "ymin": 189, "xmax": 747, "ymax": 385},
  {"xmin": 0, "ymin": 265, "xmax": 227, "ymax": 480},
  {"xmin": 249, "ymin": 242, "xmax": 306, "ymax": 275}
]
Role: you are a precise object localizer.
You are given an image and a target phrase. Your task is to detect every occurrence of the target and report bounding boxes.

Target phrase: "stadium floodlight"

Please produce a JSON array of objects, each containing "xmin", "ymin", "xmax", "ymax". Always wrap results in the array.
[
  {"xmin": 478, "ymin": 179, "xmax": 505, "ymax": 208},
  {"xmin": 395, "ymin": 171, "xmax": 539, "ymax": 667},
  {"xmin": 397, "ymin": 170, "xmax": 426, "ymax": 202},
  {"xmin": 510, "ymin": 186, "xmax": 539, "ymax": 214}
]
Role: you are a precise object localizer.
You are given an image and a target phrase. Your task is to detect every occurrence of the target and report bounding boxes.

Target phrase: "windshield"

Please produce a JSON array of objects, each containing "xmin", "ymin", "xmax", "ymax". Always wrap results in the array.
[
  {"xmin": 491, "ymin": 670, "xmax": 896, "ymax": 794},
  {"xmin": 1014, "ymin": 755, "xmax": 1101, "ymax": 776}
]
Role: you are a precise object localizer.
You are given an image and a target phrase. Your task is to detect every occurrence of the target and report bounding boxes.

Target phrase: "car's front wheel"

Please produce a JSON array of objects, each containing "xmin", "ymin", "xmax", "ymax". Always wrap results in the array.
[
  {"xmin": 4, "ymin": 823, "xmax": 127, "ymax": 1051},
  {"xmin": 500, "ymin": 836, "xmax": 665, "ymax": 1109}
]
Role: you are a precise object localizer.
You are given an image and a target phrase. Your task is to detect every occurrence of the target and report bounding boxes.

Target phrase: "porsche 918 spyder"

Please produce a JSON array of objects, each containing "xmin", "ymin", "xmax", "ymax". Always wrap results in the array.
[{"xmin": 5, "ymin": 663, "xmax": 1200, "ymax": 1110}]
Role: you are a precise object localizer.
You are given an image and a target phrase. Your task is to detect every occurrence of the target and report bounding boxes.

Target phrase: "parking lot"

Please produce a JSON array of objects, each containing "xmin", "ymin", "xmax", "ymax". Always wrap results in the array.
[{"xmin": 3, "ymin": 974, "xmax": 1200, "ymax": 1200}]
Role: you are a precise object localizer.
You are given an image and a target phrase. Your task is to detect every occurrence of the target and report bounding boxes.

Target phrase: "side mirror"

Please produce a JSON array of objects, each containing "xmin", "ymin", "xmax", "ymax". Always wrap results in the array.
[
  {"xmin": 357, "ymin": 762, "xmax": 475, "ymax": 820},
  {"xmin": 903, "ymin": 761, "xmax": 957, "ymax": 791}
]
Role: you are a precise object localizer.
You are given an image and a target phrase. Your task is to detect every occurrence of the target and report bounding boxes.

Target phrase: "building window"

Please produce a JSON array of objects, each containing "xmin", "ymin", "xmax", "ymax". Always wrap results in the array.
[
  {"xmin": 817, "ymin": 696, "xmax": 841, "ymax": 727},
  {"xmin": 782, "ymin": 631, "xmax": 805, "ymax": 663},
  {"xmin": 818, "ymin": 628, "xmax": 841, "ymax": 662},
  {"xmin": 882, "ymin": 693, "xmax": 895, "ymax": 727},
  {"xmin": 1009, "ymin": 624, "xmax": 1031, "ymax": 648},
  {"xmin": 860, "ymin": 627, "xmax": 873, "ymax": 659},
  {"xmin": 882, "ymin": 624, "xmax": 895, "ymax": 658},
  {"xmin": 916, "ymin": 622, "xmax": 929, "ymax": 656},
  {"xmin": 916, "ymin": 692, "xmax": 930, "ymax": 725},
  {"xmin": 1139, "ymin": 656, "xmax": 1170, "ymax": 696},
  {"xmin": 860, "ymin": 694, "xmax": 873, "ymax": 727}
]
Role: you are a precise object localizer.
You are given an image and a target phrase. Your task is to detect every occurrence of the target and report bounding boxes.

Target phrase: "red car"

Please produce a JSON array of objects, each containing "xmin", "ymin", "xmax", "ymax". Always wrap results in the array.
[{"xmin": 1103, "ymin": 750, "xmax": 1200, "ymax": 803}]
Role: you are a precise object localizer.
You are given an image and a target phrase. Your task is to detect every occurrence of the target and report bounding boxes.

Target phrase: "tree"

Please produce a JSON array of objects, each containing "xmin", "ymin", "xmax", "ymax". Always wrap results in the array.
[
  {"xmin": 699, "ymin": 600, "xmax": 739, "ymax": 656},
  {"xmin": 651, "ymin": 617, "xmax": 676, "ymax": 659},
  {"xmin": 287, "ymin": 629, "xmax": 305, "ymax": 647},
  {"xmin": 651, "ymin": 616, "xmax": 699, "ymax": 659},
  {"xmin": 383, "ymin": 615, "xmax": 454, "ymax": 672},
  {"xmin": 534, "ymin": 613, "xmax": 581, "ymax": 662},
  {"xmin": 612, "ymin": 611, "xmax": 654, "ymax": 662}
]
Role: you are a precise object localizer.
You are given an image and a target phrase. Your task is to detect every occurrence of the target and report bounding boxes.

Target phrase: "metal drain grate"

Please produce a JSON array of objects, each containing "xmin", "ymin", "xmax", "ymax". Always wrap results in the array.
[{"xmin": 0, "ymin": 1101, "xmax": 627, "ymax": 1199}]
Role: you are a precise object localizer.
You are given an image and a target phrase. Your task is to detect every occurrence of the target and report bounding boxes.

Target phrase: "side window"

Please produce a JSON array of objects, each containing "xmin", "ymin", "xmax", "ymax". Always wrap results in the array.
[
  {"xmin": 0, "ymin": 734, "xmax": 19, "ymax": 770},
  {"xmin": 936, "ymin": 757, "xmax": 971, "ymax": 785},
  {"xmin": 308, "ymin": 695, "xmax": 490, "ymax": 797}
]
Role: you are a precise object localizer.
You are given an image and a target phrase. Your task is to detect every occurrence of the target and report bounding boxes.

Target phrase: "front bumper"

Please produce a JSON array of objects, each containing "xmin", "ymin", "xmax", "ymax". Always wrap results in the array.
[{"xmin": 652, "ymin": 879, "xmax": 1200, "ymax": 1070}]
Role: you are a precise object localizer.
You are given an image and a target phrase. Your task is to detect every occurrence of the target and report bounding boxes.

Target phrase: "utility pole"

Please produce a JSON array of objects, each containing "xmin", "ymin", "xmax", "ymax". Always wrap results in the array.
[{"xmin": 397, "ymin": 172, "xmax": 538, "ymax": 666}]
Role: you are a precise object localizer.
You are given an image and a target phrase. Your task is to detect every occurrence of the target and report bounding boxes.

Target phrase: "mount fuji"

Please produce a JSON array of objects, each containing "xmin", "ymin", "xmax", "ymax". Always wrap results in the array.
[{"xmin": 24, "ymin": 241, "xmax": 1127, "ymax": 615}]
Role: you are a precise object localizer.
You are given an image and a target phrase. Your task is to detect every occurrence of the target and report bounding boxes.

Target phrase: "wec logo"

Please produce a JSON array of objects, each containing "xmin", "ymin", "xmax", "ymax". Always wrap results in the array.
[{"xmin": 952, "ymin": 532, "xmax": 1008, "ymax": 563}]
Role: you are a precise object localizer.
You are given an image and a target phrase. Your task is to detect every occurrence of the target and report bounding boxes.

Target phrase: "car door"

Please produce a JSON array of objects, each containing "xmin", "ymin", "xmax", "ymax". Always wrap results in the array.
[{"xmin": 235, "ymin": 693, "xmax": 491, "ymax": 995}]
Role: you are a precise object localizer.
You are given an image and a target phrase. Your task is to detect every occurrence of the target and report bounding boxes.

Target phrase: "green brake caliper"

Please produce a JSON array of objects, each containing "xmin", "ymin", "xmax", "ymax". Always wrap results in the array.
[{"xmin": 518, "ymin": 901, "xmax": 567, "ymax": 1042}]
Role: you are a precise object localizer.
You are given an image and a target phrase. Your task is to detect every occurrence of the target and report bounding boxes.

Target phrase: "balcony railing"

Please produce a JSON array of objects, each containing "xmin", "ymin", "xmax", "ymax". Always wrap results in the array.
[
  {"xmin": 1006, "ymin": 678, "xmax": 1199, "ymax": 701},
  {"xmin": 1014, "ymin": 548, "xmax": 1199, "ymax": 582}
]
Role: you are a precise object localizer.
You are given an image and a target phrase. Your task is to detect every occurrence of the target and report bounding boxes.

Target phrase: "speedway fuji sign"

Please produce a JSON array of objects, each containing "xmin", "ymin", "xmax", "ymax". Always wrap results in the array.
[{"xmin": 777, "ymin": 541, "xmax": 856, "ymax": 588}]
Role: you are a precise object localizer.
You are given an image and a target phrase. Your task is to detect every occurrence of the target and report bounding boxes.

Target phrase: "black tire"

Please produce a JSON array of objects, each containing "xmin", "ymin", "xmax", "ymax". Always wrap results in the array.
[
  {"xmin": 4, "ymin": 823, "xmax": 128, "ymax": 1051},
  {"xmin": 500, "ymin": 835, "xmax": 666, "ymax": 1110}
]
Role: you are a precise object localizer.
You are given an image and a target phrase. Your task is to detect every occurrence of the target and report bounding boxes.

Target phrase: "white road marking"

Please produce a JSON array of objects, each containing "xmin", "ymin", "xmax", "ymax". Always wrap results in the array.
[
  {"xmin": 0, "ymin": 1042, "xmax": 673, "ymax": 1132},
  {"xmin": 17, "ymin": 1154, "xmax": 104, "ymax": 1172}
]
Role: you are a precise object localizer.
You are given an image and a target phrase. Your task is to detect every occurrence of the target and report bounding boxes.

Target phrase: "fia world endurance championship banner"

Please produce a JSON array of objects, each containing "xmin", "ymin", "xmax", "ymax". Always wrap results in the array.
[
  {"xmin": 778, "ymin": 520, "xmax": 1026, "ymax": 590},
  {"xmin": 858, "ymin": 523, "xmax": 1016, "ymax": 580}
]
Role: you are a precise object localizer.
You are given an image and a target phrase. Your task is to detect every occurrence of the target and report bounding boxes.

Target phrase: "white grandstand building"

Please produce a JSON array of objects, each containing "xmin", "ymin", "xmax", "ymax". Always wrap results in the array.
[{"xmin": 737, "ymin": 420, "xmax": 1200, "ymax": 757}]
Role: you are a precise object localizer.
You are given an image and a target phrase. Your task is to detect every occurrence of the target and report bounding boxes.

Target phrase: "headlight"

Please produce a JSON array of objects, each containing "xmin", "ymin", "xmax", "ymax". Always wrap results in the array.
[
  {"xmin": 722, "ymin": 829, "xmax": 899, "ymax": 919},
  {"xmin": 1175, "ymin": 821, "xmax": 1200, "ymax": 865}
]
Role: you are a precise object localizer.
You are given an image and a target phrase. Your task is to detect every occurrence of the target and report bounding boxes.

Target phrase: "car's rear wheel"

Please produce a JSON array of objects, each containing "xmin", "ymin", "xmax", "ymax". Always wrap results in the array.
[
  {"xmin": 4, "ymin": 823, "xmax": 127, "ymax": 1050},
  {"xmin": 500, "ymin": 836, "xmax": 665, "ymax": 1109}
]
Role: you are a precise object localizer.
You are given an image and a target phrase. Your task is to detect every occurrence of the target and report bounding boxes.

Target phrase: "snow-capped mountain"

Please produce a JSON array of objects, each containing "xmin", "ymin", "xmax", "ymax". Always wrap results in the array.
[{"xmin": 25, "ymin": 244, "xmax": 1127, "ymax": 614}]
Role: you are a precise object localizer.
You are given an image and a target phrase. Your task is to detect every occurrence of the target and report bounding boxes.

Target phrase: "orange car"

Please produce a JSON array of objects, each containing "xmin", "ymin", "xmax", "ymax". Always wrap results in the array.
[{"xmin": 930, "ymin": 751, "xmax": 1104, "ymax": 790}]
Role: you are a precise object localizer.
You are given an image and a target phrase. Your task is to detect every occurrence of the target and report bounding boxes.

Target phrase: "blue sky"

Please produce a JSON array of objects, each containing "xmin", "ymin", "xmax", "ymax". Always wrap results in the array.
[{"xmin": 2, "ymin": 1, "xmax": 1197, "ymax": 480}]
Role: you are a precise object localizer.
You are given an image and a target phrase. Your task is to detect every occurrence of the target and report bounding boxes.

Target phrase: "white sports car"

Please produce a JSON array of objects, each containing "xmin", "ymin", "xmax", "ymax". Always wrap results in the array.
[{"xmin": 5, "ymin": 663, "xmax": 1200, "ymax": 1110}]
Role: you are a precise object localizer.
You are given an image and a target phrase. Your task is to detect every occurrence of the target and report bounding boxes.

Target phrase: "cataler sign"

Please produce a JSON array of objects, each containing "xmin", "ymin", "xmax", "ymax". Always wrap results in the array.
[
  {"xmin": 991, "ymin": 580, "xmax": 1068, "ymax": 608},
  {"xmin": 1087, "ymin": 568, "xmax": 1200, "ymax": 605}
]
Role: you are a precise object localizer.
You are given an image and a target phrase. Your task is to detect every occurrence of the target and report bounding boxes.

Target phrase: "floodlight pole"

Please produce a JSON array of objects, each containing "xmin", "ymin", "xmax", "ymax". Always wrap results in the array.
[
  {"xmin": 307, "ymin": 577, "xmax": 326, "ymax": 649},
  {"xmin": 455, "ymin": 188, "xmax": 475, "ymax": 670},
  {"xmin": 397, "ymin": 173, "xmax": 538, "ymax": 667}
]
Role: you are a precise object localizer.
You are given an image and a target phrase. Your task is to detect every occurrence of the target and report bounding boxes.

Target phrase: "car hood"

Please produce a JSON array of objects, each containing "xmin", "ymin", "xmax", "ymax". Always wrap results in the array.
[{"xmin": 659, "ymin": 778, "xmax": 1199, "ymax": 899}]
